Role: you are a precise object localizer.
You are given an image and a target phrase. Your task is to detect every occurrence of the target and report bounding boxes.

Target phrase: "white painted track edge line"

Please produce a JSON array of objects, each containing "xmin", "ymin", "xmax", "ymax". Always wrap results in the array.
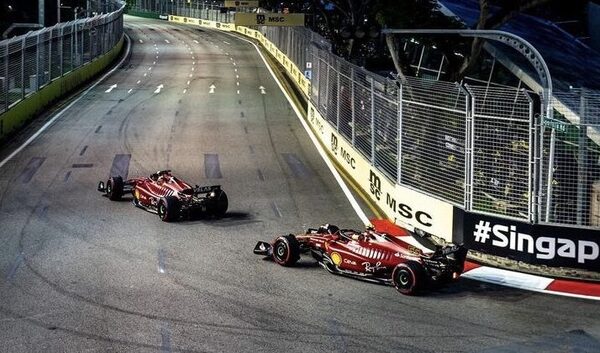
[
  {"xmin": 235, "ymin": 35, "xmax": 370, "ymax": 226},
  {"xmin": 0, "ymin": 34, "xmax": 132, "ymax": 170},
  {"xmin": 462, "ymin": 269, "xmax": 600, "ymax": 301}
]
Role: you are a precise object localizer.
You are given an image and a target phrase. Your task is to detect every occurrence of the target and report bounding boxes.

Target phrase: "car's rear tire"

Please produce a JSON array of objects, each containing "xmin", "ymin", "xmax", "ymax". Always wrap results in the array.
[
  {"xmin": 106, "ymin": 176, "xmax": 124, "ymax": 201},
  {"xmin": 158, "ymin": 196, "xmax": 180, "ymax": 222},
  {"xmin": 392, "ymin": 261, "xmax": 424, "ymax": 295},
  {"xmin": 212, "ymin": 190, "xmax": 228, "ymax": 218},
  {"xmin": 272, "ymin": 234, "xmax": 300, "ymax": 266}
]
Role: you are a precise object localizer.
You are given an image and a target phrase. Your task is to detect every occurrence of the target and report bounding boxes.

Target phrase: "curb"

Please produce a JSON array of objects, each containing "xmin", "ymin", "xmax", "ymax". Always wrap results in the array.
[
  {"xmin": 388, "ymin": 228, "xmax": 600, "ymax": 300},
  {"xmin": 461, "ymin": 261, "xmax": 600, "ymax": 300}
]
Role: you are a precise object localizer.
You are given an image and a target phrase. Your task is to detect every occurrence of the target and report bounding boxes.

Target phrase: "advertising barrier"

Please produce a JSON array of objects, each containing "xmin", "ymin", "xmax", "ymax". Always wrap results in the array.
[
  {"xmin": 234, "ymin": 13, "xmax": 305, "ymax": 27},
  {"xmin": 462, "ymin": 211, "xmax": 599, "ymax": 271}
]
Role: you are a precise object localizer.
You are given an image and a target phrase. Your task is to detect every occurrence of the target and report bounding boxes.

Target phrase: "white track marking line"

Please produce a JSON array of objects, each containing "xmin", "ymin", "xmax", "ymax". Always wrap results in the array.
[
  {"xmin": 165, "ymin": 39, "xmax": 170, "ymax": 44},
  {"xmin": 137, "ymin": 80, "xmax": 141, "ymax": 84},
  {"xmin": 237, "ymin": 35, "xmax": 369, "ymax": 225},
  {"xmin": 194, "ymin": 40, "xmax": 199, "ymax": 44},
  {"xmin": 183, "ymin": 89, "xmax": 187, "ymax": 94},
  {"xmin": 237, "ymin": 90, "xmax": 240, "ymax": 95},
  {"xmin": 104, "ymin": 84, "xmax": 117, "ymax": 93},
  {"xmin": 0, "ymin": 35, "xmax": 132, "ymax": 170},
  {"xmin": 144, "ymin": 73, "xmax": 147, "ymax": 77},
  {"xmin": 128, "ymin": 88, "xmax": 133, "ymax": 94},
  {"xmin": 139, "ymin": 39, "xmax": 143, "ymax": 44}
]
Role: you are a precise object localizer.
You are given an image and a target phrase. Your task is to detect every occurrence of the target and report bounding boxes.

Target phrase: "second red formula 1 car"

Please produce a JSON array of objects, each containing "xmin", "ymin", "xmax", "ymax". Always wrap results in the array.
[
  {"xmin": 97, "ymin": 170, "xmax": 228, "ymax": 222},
  {"xmin": 254, "ymin": 219, "xmax": 467, "ymax": 295}
]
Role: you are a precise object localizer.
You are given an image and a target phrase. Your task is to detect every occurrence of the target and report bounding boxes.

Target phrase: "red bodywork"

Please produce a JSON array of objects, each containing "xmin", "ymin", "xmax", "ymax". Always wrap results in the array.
[
  {"xmin": 130, "ymin": 173, "xmax": 196, "ymax": 209},
  {"xmin": 254, "ymin": 219, "xmax": 467, "ymax": 294},
  {"xmin": 99, "ymin": 170, "xmax": 227, "ymax": 221}
]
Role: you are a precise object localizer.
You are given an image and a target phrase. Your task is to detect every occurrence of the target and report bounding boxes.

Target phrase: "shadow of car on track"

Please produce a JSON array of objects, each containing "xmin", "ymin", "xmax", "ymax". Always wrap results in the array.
[{"xmin": 424, "ymin": 277, "xmax": 536, "ymax": 302}]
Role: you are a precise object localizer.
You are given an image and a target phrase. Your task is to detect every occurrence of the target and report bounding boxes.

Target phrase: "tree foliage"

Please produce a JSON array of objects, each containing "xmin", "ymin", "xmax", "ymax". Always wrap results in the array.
[{"xmin": 261, "ymin": 1, "xmax": 556, "ymax": 82}]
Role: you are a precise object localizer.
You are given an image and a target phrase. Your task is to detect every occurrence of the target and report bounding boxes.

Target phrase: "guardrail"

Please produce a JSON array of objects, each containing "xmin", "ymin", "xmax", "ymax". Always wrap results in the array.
[{"xmin": 0, "ymin": 1, "xmax": 125, "ymax": 139}]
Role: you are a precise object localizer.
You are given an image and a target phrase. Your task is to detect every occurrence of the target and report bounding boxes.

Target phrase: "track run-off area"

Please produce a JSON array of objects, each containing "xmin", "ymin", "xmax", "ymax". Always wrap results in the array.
[{"xmin": 0, "ymin": 16, "xmax": 598, "ymax": 353}]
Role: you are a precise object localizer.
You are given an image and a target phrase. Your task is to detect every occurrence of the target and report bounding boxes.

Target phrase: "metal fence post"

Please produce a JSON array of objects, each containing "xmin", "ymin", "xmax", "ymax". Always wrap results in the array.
[
  {"xmin": 336, "ymin": 61, "xmax": 340, "ymax": 130},
  {"xmin": 370, "ymin": 76, "xmax": 375, "ymax": 165},
  {"xmin": 59, "ymin": 27, "xmax": 64, "ymax": 76},
  {"xmin": 351, "ymin": 67, "xmax": 355, "ymax": 146},
  {"xmin": 35, "ymin": 33, "xmax": 40, "ymax": 91},
  {"xmin": 20, "ymin": 36, "xmax": 25, "ymax": 100},
  {"xmin": 462, "ymin": 84, "xmax": 474, "ymax": 210},
  {"xmin": 397, "ymin": 81, "xmax": 403, "ymax": 184},
  {"xmin": 577, "ymin": 89, "xmax": 588, "ymax": 225}
]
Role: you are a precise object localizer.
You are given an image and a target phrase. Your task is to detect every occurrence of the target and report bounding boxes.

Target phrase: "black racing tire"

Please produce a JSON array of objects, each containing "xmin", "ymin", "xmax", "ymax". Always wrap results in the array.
[
  {"xmin": 106, "ymin": 176, "xmax": 124, "ymax": 201},
  {"xmin": 392, "ymin": 261, "xmax": 424, "ymax": 295},
  {"xmin": 212, "ymin": 190, "xmax": 228, "ymax": 218},
  {"xmin": 272, "ymin": 234, "xmax": 300, "ymax": 266},
  {"xmin": 157, "ymin": 196, "xmax": 180, "ymax": 222}
]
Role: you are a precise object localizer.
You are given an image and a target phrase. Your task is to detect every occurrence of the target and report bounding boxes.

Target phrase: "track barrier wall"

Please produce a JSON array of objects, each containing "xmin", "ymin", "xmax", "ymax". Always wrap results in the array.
[{"xmin": 0, "ymin": 1, "xmax": 125, "ymax": 141}]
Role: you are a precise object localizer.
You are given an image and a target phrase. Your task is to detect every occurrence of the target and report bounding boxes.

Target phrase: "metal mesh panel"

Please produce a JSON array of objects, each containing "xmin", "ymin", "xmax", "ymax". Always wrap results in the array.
[
  {"xmin": 7, "ymin": 40, "xmax": 23, "ymax": 106},
  {"xmin": 374, "ymin": 89, "xmax": 398, "ymax": 181},
  {"xmin": 62, "ymin": 31, "xmax": 73, "ymax": 73},
  {"xmin": 0, "ymin": 44, "xmax": 7, "ymax": 113},
  {"xmin": 401, "ymin": 78, "xmax": 467, "ymax": 205},
  {"xmin": 353, "ymin": 69, "xmax": 373, "ymax": 161},
  {"xmin": 23, "ymin": 40, "xmax": 37, "ymax": 95},
  {"xmin": 546, "ymin": 89, "xmax": 600, "ymax": 226},
  {"xmin": 39, "ymin": 33, "xmax": 51, "ymax": 87},
  {"xmin": 316, "ymin": 55, "xmax": 329, "ymax": 115},
  {"xmin": 469, "ymin": 86, "xmax": 532, "ymax": 219},
  {"xmin": 326, "ymin": 57, "xmax": 339, "ymax": 126},
  {"xmin": 338, "ymin": 63, "xmax": 354, "ymax": 142}
]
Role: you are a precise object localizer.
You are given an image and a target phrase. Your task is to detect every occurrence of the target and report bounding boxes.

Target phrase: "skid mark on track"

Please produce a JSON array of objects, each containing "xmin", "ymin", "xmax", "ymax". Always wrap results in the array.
[
  {"xmin": 19, "ymin": 157, "xmax": 45, "ymax": 184},
  {"xmin": 95, "ymin": 125, "xmax": 102, "ymax": 133},
  {"xmin": 109, "ymin": 154, "xmax": 131, "ymax": 179},
  {"xmin": 64, "ymin": 171, "xmax": 71, "ymax": 182},
  {"xmin": 204, "ymin": 154, "xmax": 222, "ymax": 179},
  {"xmin": 327, "ymin": 319, "xmax": 349, "ymax": 353},
  {"xmin": 5, "ymin": 253, "xmax": 24, "ymax": 282},
  {"xmin": 79, "ymin": 145, "xmax": 88, "ymax": 156},
  {"xmin": 257, "ymin": 169, "xmax": 264, "ymax": 181},
  {"xmin": 281, "ymin": 153, "xmax": 312, "ymax": 179},
  {"xmin": 72, "ymin": 163, "xmax": 94, "ymax": 168},
  {"xmin": 271, "ymin": 201, "xmax": 282, "ymax": 218}
]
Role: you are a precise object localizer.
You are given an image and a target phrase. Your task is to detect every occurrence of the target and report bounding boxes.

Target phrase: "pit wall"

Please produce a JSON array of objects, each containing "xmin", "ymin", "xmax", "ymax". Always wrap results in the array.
[
  {"xmin": 168, "ymin": 15, "xmax": 456, "ymax": 241},
  {"xmin": 0, "ymin": 36, "xmax": 125, "ymax": 142}
]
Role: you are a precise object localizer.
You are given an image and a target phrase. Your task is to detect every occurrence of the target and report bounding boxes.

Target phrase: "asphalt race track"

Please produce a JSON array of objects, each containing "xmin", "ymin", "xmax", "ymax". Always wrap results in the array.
[{"xmin": 0, "ymin": 16, "xmax": 598, "ymax": 353}]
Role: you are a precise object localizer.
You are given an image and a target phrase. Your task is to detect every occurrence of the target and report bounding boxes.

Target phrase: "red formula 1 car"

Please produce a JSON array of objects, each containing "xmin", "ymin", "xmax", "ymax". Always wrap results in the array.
[
  {"xmin": 254, "ymin": 220, "xmax": 467, "ymax": 295},
  {"xmin": 97, "ymin": 170, "xmax": 228, "ymax": 222}
]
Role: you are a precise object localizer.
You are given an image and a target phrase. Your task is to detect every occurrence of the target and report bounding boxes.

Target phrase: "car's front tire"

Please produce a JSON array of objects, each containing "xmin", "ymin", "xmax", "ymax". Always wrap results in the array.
[
  {"xmin": 272, "ymin": 234, "xmax": 300, "ymax": 266},
  {"xmin": 158, "ymin": 196, "xmax": 180, "ymax": 222},
  {"xmin": 106, "ymin": 176, "xmax": 124, "ymax": 201},
  {"xmin": 392, "ymin": 261, "xmax": 424, "ymax": 295}
]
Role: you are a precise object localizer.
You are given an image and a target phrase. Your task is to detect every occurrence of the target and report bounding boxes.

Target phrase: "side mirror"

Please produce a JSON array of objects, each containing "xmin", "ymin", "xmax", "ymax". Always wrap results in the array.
[{"xmin": 97, "ymin": 181, "xmax": 105, "ymax": 192}]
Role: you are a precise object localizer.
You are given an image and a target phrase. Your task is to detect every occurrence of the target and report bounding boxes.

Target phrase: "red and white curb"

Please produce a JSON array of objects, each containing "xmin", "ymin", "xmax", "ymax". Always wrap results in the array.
[
  {"xmin": 385, "ymin": 224, "xmax": 600, "ymax": 301},
  {"xmin": 461, "ymin": 261, "xmax": 600, "ymax": 301}
]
